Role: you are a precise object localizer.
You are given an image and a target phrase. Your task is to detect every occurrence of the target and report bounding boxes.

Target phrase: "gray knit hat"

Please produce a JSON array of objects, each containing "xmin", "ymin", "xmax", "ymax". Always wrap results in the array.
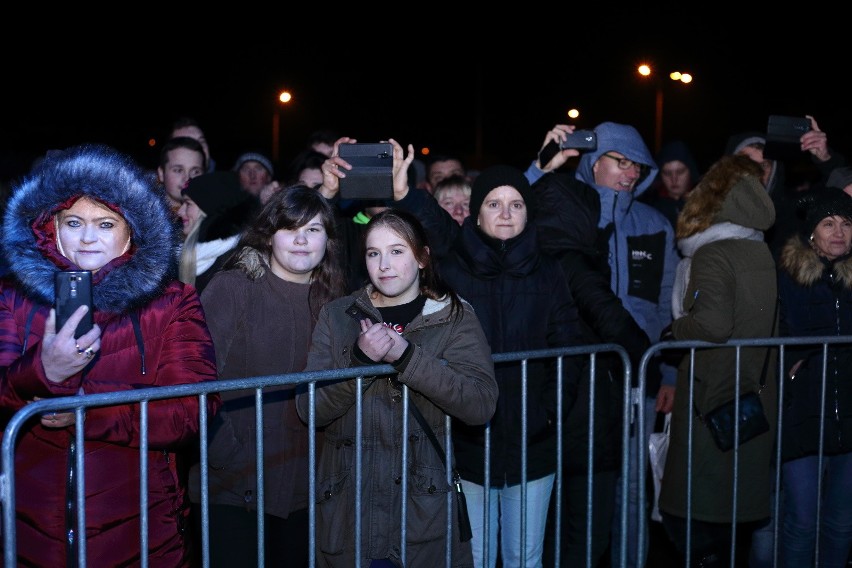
[{"xmin": 232, "ymin": 152, "xmax": 274, "ymax": 177}]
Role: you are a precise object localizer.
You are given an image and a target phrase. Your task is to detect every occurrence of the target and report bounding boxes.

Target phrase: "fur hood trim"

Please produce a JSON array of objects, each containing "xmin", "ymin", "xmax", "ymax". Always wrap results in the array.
[
  {"xmin": 780, "ymin": 235, "xmax": 852, "ymax": 288},
  {"xmin": 2, "ymin": 144, "xmax": 179, "ymax": 312}
]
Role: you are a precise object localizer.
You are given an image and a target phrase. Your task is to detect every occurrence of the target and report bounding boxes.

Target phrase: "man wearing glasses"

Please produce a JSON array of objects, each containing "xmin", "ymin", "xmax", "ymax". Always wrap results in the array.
[{"xmin": 526, "ymin": 121, "xmax": 678, "ymax": 568}]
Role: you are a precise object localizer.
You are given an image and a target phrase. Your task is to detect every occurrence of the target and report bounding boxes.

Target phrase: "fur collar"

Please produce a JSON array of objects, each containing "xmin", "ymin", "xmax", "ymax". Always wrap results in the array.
[
  {"xmin": 780, "ymin": 235, "xmax": 852, "ymax": 288},
  {"xmin": 2, "ymin": 144, "xmax": 179, "ymax": 313}
]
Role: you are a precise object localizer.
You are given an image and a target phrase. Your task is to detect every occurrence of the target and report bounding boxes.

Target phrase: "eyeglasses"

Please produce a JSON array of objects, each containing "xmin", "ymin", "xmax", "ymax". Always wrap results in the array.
[{"xmin": 601, "ymin": 153, "xmax": 647, "ymax": 173}]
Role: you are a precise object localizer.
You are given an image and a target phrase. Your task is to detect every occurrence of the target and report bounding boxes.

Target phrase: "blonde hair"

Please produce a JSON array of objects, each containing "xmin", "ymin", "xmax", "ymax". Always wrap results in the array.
[{"xmin": 178, "ymin": 211, "xmax": 208, "ymax": 285}]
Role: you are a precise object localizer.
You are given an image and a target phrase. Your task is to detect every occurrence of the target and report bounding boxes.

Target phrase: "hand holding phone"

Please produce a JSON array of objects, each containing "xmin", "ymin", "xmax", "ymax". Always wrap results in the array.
[
  {"xmin": 538, "ymin": 130, "xmax": 598, "ymax": 167},
  {"xmin": 55, "ymin": 271, "xmax": 94, "ymax": 339},
  {"xmin": 338, "ymin": 142, "xmax": 394, "ymax": 200}
]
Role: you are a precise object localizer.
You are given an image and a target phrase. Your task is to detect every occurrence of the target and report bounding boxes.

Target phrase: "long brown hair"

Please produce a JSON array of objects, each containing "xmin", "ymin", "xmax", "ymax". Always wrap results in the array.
[{"xmin": 227, "ymin": 185, "xmax": 346, "ymax": 318}]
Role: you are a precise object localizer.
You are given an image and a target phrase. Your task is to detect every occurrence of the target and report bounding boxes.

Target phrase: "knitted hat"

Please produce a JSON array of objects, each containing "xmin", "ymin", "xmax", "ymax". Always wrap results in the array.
[
  {"xmin": 798, "ymin": 187, "xmax": 852, "ymax": 240},
  {"xmin": 827, "ymin": 167, "xmax": 852, "ymax": 191},
  {"xmin": 469, "ymin": 164, "xmax": 534, "ymax": 219},
  {"xmin": 232, "ymin": 152, "xmax": 274, "ymax": 177}
]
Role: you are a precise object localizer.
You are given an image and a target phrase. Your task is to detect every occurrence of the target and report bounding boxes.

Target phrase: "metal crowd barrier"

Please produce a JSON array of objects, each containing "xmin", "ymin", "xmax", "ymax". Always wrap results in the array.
[{"xmin": 1, "ymin": 336, "xmax": 848, "ymax": 567}]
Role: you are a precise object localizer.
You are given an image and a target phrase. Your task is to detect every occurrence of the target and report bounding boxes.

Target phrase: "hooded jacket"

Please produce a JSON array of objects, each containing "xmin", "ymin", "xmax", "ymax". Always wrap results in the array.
[
  {"xmin": 530, "ymin": 122, "xmax": 678, "ymax": 394},
  {"xmin": 0, "ymin": 144, "xmax": 220, "ymax": 566},
  {"xmin": 659, "ymin": 155, "xmax": 778, "ymax": 523}
]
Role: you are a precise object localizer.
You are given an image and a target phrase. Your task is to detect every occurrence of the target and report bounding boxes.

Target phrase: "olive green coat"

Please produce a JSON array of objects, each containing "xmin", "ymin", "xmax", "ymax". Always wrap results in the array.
[{"xmin": 659, "ymin": 157, "xmax": 778, "ymax": 523}]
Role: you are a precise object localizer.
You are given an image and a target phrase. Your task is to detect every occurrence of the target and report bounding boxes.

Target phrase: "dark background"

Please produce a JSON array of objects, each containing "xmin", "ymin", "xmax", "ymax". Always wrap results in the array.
[{"xmin": 2, "ymin": 14, "xmax": 848, "ymax": 186}]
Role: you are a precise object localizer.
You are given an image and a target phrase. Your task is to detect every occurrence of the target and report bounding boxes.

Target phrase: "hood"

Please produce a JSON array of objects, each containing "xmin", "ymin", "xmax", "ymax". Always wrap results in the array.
[
  {"xmin": 2, "ymin": 144, "xmax": 179, "ymax": 312},
  {"xmin": 575, "ymin": 122, "xmax": 658, "ymax": 198},
  {"xmin": 657, "ymin": 140, "xmax": 701, "ymax": 184},
  {"xmin": 677, "ymin": 155, "xmax": 775, "ymax": 238}
]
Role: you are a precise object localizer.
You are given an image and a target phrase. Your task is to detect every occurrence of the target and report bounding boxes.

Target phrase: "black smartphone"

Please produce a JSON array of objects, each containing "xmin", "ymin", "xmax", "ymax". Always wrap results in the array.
[
  {"xmin": 538, "ymin": 130, "xmax": 598, "ymax": 166},
  {"xmin": 338, "ymin": 142, "xmax": 394, "ymax": 200},
  {"xmin": 764, "ymin": 115, "xmax": 811, "ymax": 160},
  {"xmin": 54, "ymin": 270, "xmax": 94, "ymax": 339}
]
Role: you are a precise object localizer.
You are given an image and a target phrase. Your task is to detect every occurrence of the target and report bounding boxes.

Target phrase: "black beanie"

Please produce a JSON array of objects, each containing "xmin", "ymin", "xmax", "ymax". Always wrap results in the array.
[
  {"xmin": 184, "ymin": 171, "xmax": 247, "ymax": 216},
  {"xmin": 469, "ymin": 165, "xmax": 534, "ymax": 219},
  {"xmin": 798, "ymin": 187, "xmax": 852, "ymax": 240}
]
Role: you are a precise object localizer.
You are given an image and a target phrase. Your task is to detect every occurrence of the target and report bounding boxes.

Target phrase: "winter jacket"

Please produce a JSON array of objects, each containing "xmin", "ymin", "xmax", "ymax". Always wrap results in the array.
[
  {"xmin": 393, "ymin": 188, "xmax": 587, "ymax": 486},
  {"xmin": 778, "ymin": 236, "xmax": 852, "ymax": 462},
  {"xmin": 527, "ymin": 122, "xmax": 679, "ymax": 396},
  {"xmin": 295, "ymin": 288, "xmax": 498, "ymax": 568},
  {"xmin": 532, "ymin": 172, "xmax": 651, "ymax": 474},
  {"xmin": 0, "ymin": 144, "xmax": 220, "ymax": 566},
  {"xmin": 188, "ymin": 263, "xmax": 317, "ymax": 518},
  {"xmin": 659, "ymin": 156, "xmax": 778, "ymax": 523}
]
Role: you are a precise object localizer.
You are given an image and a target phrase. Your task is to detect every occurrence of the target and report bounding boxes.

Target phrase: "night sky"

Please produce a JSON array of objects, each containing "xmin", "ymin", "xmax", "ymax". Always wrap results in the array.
[{"xmin": 2, "ymin": 14, "xmax": 848, "ymax": 186}]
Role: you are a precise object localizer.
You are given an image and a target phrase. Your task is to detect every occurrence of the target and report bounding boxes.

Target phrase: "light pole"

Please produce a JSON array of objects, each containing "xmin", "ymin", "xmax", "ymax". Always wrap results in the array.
[
  {"xmin": 637, "ymin": 65, "xmax": 692, "ymax": 154},
  {"xmin": 272, "ymin": 90, "xmax": 292, "ymax": 163}
]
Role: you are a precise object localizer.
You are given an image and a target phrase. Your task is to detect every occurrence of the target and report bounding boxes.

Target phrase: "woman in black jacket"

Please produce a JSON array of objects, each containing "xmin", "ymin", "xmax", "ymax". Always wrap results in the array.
[
  {"xmin": 376, "ymin": 146, "xmax": 588, "ymax": 568},
  {"xmin": 777, "ymin": 187, "xmax": 852, "ymax": 567}
]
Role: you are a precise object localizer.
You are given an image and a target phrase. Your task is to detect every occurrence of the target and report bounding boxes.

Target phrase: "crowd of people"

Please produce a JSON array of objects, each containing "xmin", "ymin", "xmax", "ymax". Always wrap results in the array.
[{"xmin": 0, "ymin": 112, "xmax": 851, "ymax": 568}]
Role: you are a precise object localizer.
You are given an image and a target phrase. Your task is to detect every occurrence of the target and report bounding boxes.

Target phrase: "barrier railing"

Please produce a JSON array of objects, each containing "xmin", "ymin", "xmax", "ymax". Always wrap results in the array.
[{"xmin": 2, "ymin": 336, "xmax": 848, "ymax": 567}]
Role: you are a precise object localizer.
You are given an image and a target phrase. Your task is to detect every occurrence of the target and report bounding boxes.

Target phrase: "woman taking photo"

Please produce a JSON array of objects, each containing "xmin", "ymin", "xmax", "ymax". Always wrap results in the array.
[
  {"xmin": 296, "ymin": 209, "xmax": 498, "ymax": 568},
  {"xmin": 0, "ymin": 144, "xmax": 220, "ymax": 566},
  {"xmin": 189, "ymin": 185, "xmax": 346, "ymax": 567}
]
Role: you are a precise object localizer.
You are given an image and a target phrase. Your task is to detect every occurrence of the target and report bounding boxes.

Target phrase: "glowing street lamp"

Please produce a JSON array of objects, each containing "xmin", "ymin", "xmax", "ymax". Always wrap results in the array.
[
  {"xmin": 272, "ymin": 90, "xmax": 292, "ymax": 162},
  {"xmin": 637, "ymin": 65, "xmax": 693, "ymax": 153}
]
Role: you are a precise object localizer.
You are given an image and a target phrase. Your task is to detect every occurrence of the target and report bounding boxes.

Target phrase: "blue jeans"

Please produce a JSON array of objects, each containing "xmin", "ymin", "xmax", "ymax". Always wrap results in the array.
[
  {"xmin": 782, "ymin": 452, "xmax": 852, "ymax": 568},
  {"xmin": 460, "ymin": 473, "xmax": 555, "ymax": 568},
  {"xmin": 611, "ymin": 394, "xmax": 656, "ymax": 568}
]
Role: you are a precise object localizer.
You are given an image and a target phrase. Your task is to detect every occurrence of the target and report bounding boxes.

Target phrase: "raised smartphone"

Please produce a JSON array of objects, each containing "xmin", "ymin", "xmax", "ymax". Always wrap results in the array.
[
  {"xmin": 538, "ymin": 130, "xmax": 598, "ymax": 166},
  {"xmin": 54, "ymin": 270, "xmax": 93, "ymax": 339},
  {"xmin": 338, "ymin": 142, "xmax": 394, "ymax": 200}
]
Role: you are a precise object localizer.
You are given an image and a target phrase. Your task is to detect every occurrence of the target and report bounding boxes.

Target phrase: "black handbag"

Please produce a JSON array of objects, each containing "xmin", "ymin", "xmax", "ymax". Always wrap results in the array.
[
  {"xmin": 699, "ymin": 391, "xmax": 770, "ymax": 452},
  {"xmin": 695, "ymin": 304, "xmax": 776, "ymax": 452},
  {"xmin": 407, "ymin": 400, "xmax": 473, "ymax": 542}
]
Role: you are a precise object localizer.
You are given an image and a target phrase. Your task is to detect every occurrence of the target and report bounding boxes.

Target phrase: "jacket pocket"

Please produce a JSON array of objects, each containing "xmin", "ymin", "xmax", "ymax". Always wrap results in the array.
[{"xmin": 407, "ymin": 463, "xmax": 450, "ymax": 544}]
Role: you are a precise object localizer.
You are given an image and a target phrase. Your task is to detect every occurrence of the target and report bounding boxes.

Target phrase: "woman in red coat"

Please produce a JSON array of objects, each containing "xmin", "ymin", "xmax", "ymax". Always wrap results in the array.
[{"xmin": 0, "ymin": 144, "xmax": 220, "ymax": 566}]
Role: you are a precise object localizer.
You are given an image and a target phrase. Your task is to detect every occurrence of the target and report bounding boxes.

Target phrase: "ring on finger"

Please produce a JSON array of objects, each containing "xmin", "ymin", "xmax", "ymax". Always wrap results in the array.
[
  {"xmin": 76, "ymin": 343, "xmax": 84, "ymax": 355},
  {"xmin": 84, "ymin": 347, "xmax": 95, "ymax": 359}
]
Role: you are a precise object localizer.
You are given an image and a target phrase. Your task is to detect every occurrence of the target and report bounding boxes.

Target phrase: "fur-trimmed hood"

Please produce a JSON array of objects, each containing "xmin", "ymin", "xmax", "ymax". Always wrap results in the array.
[
  {"xmin": 2, "ymin": 144, "xmax": 179, "ymax": 313},
  {"xmin": 780, "ymin": 234, "xmax": 852, "ymax": 288}
]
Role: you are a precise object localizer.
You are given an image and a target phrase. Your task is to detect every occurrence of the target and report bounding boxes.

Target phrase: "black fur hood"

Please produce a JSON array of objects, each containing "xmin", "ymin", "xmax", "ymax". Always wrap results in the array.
[{"xmin": 2, "ymin": 144, "xmax": 180, "ymax": 313}]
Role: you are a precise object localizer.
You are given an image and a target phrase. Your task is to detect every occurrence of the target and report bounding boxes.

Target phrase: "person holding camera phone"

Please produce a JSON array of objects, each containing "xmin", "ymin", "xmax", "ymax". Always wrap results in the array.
[
  {"xmin": 525, "ymin": 122, "xmax": 679, "ymax": 568},
  {"xmin": 0, "ymin": 144, "xmax": 221, "ymax": 566},
  {"xmin": 725, "ymin": 115, "xmax": 843, "ymax": 262}
]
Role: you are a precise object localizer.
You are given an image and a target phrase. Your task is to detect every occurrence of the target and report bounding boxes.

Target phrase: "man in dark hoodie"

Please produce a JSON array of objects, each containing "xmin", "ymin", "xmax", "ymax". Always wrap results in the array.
[{"xmin": 642, "ymin": 140, "xmax": 702, "ymax": 229}]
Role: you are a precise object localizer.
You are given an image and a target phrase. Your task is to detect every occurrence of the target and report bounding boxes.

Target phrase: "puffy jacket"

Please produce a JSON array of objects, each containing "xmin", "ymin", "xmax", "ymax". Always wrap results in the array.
[
  {"xmin": 0, "ymin": 144, "xmax": 220, "ymax": 566},
  {"xmin": 778, "ymin": 235, "xmax": 852, "ymax": 462},
  {"xmin": 393, "ymin": 188, "xmax": 587, "ymax": 486}
]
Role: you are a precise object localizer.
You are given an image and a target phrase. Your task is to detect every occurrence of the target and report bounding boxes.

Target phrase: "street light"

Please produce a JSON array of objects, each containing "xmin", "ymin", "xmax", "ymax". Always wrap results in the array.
[
  {"xmin": 272, "ymin": 90, "xmax": 292, "ymax": 163},
  {"xmin": 637, "ymin": 65, "xmax": 692, "ymax": 154}
]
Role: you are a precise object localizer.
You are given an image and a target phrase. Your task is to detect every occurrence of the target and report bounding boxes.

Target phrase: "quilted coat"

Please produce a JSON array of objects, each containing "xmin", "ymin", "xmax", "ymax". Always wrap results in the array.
[
  {"xmin": 0, "ymin": 144, "xmax": 220, "ymax": 566},
  {"xmin": 295, "ymin": 287, "xmax": 498, "ymax": 568}
]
